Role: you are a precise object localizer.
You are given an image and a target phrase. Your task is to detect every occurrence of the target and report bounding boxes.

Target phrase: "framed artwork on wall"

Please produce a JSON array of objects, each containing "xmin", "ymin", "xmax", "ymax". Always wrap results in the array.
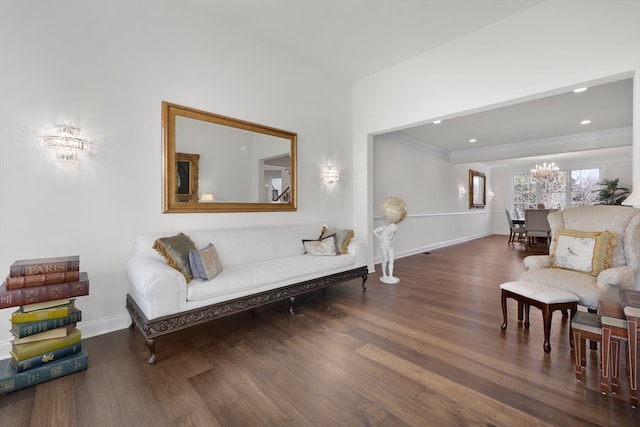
[{"xmin": 176, "ymin": 152, "xmax": 200, "ymax": 202}]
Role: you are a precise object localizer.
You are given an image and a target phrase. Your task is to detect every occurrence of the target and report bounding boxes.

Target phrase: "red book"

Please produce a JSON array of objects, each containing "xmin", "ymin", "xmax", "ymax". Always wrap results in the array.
[
  {"xmin": 5, "ymin": 271, "xmax": 81, "ymax": 290},
  {"xmin": 9, "ymin": 256, "xmax": 79, "ymax": 278},
  {"xmin": 0, "ymin": 273, "xmax": 89, "ymax": 309}
]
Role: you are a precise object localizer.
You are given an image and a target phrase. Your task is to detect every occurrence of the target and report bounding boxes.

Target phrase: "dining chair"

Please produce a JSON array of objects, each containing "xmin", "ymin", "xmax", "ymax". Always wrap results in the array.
[
  {"xmin": 505, "ymin": 209, "xmax": 525, "ymax": 244},
  {"xmin": 524, "ymin": 209, "xmax": 553, "ymax": 247}
]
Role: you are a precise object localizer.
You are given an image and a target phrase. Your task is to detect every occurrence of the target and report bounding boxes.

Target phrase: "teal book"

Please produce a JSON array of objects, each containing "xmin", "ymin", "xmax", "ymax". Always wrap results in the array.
[
  {"xmin": 10, "ymin": 342, "xmax": 83, "ymax": 373},
  {"xmin": 0, "ymin": 349, "xmax": 88, "ymax": 395},
  {"xmin": 10, "ymin": 309, "xmax": 82, "ymax": 338}
]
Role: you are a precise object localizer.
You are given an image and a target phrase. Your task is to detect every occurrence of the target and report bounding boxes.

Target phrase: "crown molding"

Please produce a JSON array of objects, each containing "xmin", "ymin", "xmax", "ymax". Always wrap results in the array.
[{"xmin": 448, "ymin": 127, "xmax": 632, "ymax": 164}]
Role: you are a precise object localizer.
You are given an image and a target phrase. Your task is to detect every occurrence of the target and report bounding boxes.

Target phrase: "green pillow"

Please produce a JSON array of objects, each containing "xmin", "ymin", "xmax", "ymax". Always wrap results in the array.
[{"xmin": 152, "ymin": 233, "xmax": 196, "ymax": 282}]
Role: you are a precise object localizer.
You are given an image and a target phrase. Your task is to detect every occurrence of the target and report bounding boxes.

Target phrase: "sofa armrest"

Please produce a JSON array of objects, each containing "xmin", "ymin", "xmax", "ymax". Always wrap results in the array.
[
  {"xmin": 596, "ymin": 265, "xmax": 635, "ymax": 290},
  {"xmin": 346, "ymin": 238, "xmax": 366, "ymax": 267},
  {"xmin": 523, "ymin": 255, "xmax": 552, "ymax": 269},
  {"xmin": 125, "ymin": 255, "xmax": 187, "ymax": 319}
]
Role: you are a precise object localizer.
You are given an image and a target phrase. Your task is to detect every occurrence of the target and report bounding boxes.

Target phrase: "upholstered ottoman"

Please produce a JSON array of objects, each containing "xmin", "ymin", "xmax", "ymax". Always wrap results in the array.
[{"xmin": 500, "ymin": 281, "xmax": 579, "ymax": 353}]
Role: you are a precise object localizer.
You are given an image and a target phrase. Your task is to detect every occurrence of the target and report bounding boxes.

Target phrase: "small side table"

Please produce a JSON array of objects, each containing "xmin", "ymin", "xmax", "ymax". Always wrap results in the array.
[
  {"xmin": 623, "ymin": 310, "xmax": 638, "ymax": 407},
  {"xmin": 600, "ymin": 300, "xmax": 637, "ymax": 407},
  {"xmin": 571, "ymin": 311, "xmax": 620, "ymax": 384}
]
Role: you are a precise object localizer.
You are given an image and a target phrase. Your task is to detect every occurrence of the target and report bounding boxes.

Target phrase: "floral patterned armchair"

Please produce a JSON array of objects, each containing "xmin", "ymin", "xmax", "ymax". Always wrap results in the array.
[{"xmin": 518, "ymin": 205, "xmax": 640, "ymax": 310}]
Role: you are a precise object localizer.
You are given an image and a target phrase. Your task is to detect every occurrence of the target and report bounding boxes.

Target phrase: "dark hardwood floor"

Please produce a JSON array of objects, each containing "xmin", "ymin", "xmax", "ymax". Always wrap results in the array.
[{"xmin": 1, "ymin": 235, "xmax": 638, "ymax": 426}]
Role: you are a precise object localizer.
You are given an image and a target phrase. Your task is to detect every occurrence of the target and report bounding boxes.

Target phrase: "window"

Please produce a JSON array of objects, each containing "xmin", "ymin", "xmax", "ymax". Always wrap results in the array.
[
  {"xmin": 570, "ymin": 168, "xmax": 600, "ymax": 206},
  {"xmin": 512, "ymin": 168, "xmax": 599, "ymax": 212}
]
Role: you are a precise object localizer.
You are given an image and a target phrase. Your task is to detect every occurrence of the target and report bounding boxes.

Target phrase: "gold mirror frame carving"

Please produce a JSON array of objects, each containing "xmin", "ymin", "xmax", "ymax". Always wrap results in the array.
[
  {"xmin": 469, "ymin": 169, "xmax": 486, "ymax": 209},
  {"xmin": 175, "ymin": 152, "xmax": 199, "ymax": 202},
  {"xmin": 162, "ymin": 101, "xmax": 297, "ymax": 213}
]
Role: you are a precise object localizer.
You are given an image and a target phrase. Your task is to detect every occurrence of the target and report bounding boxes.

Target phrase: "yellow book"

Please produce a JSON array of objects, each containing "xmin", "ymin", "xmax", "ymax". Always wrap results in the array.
[
  {"xmin": 21, "ymin": 298, "xmax": 71, "ymax": 313},
  {"xmin": 11, "ymin": 325, "xmax": 75, "ymax": 345},
  {"xmin": 11, "ymin": 300, "xmax": 75, "ymax": 324},
  {"xmin": 11, "ymin": 328, "xmax": 81, "ymax": 361}
]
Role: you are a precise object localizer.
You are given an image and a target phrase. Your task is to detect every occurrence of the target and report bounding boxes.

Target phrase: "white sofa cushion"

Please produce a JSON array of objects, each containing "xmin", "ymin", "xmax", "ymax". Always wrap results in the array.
[
  {"xmin": 500, "ymin": 281, "xmax": 579, "ymax": 304},
  {"xmin": 187, "ymin": 253, "xmax": 356, "ymax": 303}
]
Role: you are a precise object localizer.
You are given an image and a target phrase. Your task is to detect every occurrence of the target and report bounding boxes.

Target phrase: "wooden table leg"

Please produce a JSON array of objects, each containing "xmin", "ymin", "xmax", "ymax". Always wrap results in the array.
[
  {"xmin": 569, "ymin": 304, "xmax": 576, "ymax": 349},
  {"xmin": 517, "ymin": 300, "xmax": 524, "ymax": 322},
  {"xmin": 627, "ymin": 318, "xmax": 637, "ymax": 408},
  {"xmin": 601, "ymin": 324, "xmax": 611, "ymax": 395},
  {"xmin": 542, "ymin": 305, "xmax": 552, "ymax": 353},
  {"xmin": 500, "ymin": 290, "xmax": 508, "ymax": 331},
  {"xmin": 573, "ymin": 329, "xmax": 584, "ymax": 381},
  {"xmin": 611, "ymin": 339, "xmax": 620, "ymax": 394}
]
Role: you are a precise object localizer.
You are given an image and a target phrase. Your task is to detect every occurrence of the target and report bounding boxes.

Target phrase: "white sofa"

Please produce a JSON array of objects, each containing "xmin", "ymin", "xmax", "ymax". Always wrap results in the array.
[
  {"xmin": 518, "ymin": 205, "xmax": 640, "ymax": 310},
  {"xmin": 125, "ymin": 223, "xmax": 367, "ymax": 363}
]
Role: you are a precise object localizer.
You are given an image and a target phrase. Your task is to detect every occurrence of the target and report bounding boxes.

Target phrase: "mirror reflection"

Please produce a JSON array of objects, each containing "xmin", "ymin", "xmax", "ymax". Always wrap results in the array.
[{"xmin": 163, "ymin": 102, "xmax": 297, "ymax": 213}]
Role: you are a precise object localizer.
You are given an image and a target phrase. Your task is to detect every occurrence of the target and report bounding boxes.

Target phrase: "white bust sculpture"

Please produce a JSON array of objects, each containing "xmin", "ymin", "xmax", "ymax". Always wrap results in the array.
[{"xmin": 374, "ymin": 197, "xmax": 407, "ymax": 284}]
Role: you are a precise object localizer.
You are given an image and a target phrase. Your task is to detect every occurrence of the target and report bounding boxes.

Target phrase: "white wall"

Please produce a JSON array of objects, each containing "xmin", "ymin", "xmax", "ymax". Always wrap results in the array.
[
  {"xmin": 0, "ymin": 2, "xmax": 354, "ymax": 354},
  {"xmin": 373, "ymin": 134, "xmax": 493, "ymax": 261},
  {"xmin": 354, "ymin": 0, "xmax": 640, "ymax": 269}
]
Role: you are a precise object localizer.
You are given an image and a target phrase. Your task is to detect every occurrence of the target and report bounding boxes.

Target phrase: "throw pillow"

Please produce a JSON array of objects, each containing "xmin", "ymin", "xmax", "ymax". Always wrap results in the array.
[
  {"xmin": 152, "ymin": 233, "xmax": 196, "ymax": 282},
  {"xmin": 302, "ymin": 234, "xmax": 338, "ymax": 256},
  {"xmin": 551, "ymin": 229, "xmax": 617, "ymax": 276},
  {"xmin": 189, "ymin": 243, "xmax": 223, "ymax": 281},
  {"xmin": 319, "ymin": 226, "xmax": 354, "ymax": 254}
]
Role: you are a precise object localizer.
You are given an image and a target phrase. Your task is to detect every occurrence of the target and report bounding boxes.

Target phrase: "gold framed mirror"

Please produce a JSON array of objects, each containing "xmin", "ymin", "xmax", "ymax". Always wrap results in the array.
[
  {"xmin": 162, "ymin": 101, "xmax": 297, "ymax": 213},
  {"xmin": 469, "ymin": 169, "xmax": 486, "ymax": 209}
]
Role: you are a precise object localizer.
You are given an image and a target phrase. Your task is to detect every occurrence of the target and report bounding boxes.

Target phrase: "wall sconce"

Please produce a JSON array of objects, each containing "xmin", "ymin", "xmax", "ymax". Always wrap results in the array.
[
  {"xmin": 43, "ymin": 124, "xmax": 91, "ymax": 164},
  {"xmin": 488, "ymin": 191, "xmax": 495, "ymax": 200},
  {"xmin": 323, "ymin": 165, "xmax": 340, "ymax": 184},
  {"xmin": 200, "ymin": 193, "xmax": 215, "ymax": 202},
  {"xmin": 458, "ymin": 185, "xmax": 467, "ymax": 196}
]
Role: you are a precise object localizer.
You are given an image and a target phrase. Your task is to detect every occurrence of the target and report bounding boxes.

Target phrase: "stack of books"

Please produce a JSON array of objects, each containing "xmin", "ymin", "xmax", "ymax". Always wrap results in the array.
[{"xmin": 0, "ymin": 256, "xmax": 89, "ymax": 394}]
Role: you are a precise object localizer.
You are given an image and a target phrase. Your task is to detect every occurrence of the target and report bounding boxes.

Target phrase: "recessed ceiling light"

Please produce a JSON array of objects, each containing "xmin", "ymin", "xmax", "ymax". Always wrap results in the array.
[
  {"xmin": 433, "ymin": 120, "xmax": 441, "ymax": 124},
  {"xmin": 573, "ymin": 87, "xmax": 588, "ymax": 93},
  {"xmin": 580, "ymin": 119, "xmax": 591, "ymax": 125},
  {"xmin": 469, "ymin": 139, "xmax": 477, "ymax": 143}
]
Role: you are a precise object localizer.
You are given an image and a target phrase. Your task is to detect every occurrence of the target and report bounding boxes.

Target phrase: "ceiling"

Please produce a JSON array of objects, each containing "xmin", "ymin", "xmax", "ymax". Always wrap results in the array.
[
  {"xmin": 206, "ymin": 1, "xmax": 632, "ymax": 167},
  {"xmin": 390, "ymin": 78, "xmax": 633, "ymax": 166},
  {"xmin": 207, "ymin": 0, "xmax": 544, "ymax": 81}
]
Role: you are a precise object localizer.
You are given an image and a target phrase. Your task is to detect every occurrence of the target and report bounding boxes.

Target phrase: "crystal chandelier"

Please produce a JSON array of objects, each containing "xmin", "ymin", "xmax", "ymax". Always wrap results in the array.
[
  {"xmin": 530, "ymin": 162, "xmax": 559, "ymax": 181},
  {"xmin": 43, "ymin": 124, "xmax": 91, "ymax": 164}
]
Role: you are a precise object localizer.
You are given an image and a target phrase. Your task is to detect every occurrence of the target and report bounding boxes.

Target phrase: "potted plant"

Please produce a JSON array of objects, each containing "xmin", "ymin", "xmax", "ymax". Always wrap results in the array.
[{"xmin": 593, "ymin": 178, "xmax": 631, "ymax": 205}]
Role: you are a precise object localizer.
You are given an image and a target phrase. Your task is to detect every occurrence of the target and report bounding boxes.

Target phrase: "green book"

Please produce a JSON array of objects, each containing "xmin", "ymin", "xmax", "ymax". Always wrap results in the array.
[
  {"xmin": 10, "ymin": 309, "xmax": 82, "ymax": 338},
  {"xmin": 11, "ymin": 328, "xmax": 81, "ymax": 362},
  {"xmin": 0, "ymin": 350, "xmax": 88, "ymax": 395}
]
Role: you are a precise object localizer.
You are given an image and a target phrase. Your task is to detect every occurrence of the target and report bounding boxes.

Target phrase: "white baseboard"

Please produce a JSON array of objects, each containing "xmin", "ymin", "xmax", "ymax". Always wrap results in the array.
[
  {"xmin": 372, "ymin": 232, "xmax": 492, "ymax": 265},
  {"xmin": 0, "ymin": 313, "xmax": 132, "ymax": 360}
]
